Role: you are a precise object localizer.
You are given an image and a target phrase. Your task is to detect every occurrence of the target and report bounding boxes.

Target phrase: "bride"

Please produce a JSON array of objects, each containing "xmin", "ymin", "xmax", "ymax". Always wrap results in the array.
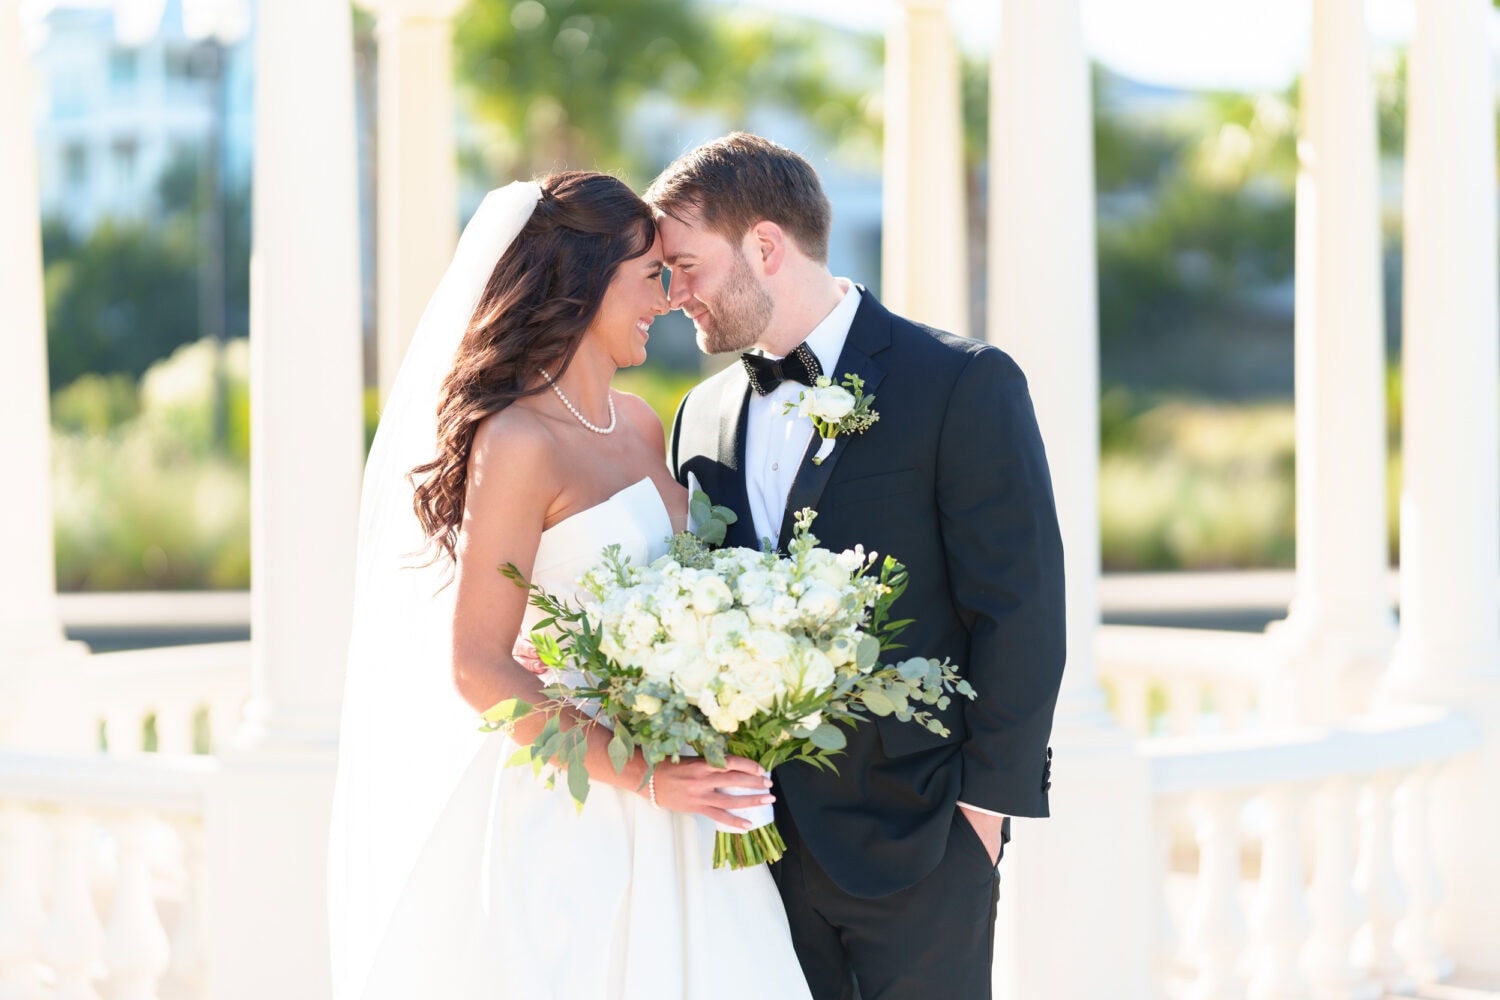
[{"xmin": 328, "ymin": 173, "xmax": 813, "ymax": 999}]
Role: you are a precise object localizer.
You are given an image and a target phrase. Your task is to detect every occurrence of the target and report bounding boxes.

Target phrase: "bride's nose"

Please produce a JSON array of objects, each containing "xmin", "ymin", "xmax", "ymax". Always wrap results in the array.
[{"xmin": 652, "ymin": 283, "xmax": 669, "ymax": 314}]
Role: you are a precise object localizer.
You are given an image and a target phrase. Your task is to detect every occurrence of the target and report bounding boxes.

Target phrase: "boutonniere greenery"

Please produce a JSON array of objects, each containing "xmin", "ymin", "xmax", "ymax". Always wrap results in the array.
[{"xmin": 785, "ymin": 373, "xmax": 880, "ymax": 465}]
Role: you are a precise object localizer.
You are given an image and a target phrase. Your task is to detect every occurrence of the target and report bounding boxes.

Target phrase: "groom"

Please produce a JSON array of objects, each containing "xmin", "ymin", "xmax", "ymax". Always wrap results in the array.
[{"xmin": 649, "ymin": 134, "xmax": 1065, "ymax": 999}]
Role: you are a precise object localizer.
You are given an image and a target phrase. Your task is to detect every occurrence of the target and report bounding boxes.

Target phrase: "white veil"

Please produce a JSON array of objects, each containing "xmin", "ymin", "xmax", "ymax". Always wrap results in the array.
[{"xmin": 328, "ymin": 181, "xmax": 542, "ymax": 999}]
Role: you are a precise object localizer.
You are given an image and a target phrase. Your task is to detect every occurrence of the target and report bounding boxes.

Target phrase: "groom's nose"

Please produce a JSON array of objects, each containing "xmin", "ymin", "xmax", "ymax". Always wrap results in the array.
[{"xmin": 666, "ymin": 271, "xmax": 691, "ymax": 311}]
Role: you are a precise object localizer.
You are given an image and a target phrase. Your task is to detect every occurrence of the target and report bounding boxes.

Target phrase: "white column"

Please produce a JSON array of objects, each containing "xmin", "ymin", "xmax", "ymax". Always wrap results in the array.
[
  {"xmin": 376, "ymin": 0, "xmax": 462, "ymax": 399},
  {"xmin": 988, "ymin": 3, "xmax": 1150, "ymax": 998},
  {"xmin": 1267, "ymin": 0, "xmax": 1393, "ymax": 723},
  {"xmin": 0, "ymin": 0, "xmax": 67, "ymax": 665},
  {"xmin": 988, "ymin": 0, "xmax": 1104, "ymax": 729},
  {"xmin": 881, "ymin": 0, "xmax": 968, "ymax": 336},
  {"xmin": 244, "ymin": 0, "xmax": 364, "ymax": 750},
  {"xmin": 1386, "ymin": 0, "xmax": 1500, "ymax": 701},
  {"xmin": 1387, "ymin": 2, "xmax": 1500, "ymax": 982},
  {"xmin": 204, "ymin": 1, "xmax": 362, "ymax": 995}
]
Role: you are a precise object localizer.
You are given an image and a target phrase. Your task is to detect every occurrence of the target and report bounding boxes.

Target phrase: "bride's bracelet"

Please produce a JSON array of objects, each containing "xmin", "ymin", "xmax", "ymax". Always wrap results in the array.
[{"xmin": 648, "ymin": 773, "xmax": 659, "ymax": 809}]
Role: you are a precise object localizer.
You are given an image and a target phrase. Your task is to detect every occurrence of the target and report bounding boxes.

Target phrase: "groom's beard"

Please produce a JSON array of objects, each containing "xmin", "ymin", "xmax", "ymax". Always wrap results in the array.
[{"xmin": 694, "ymin": 250, "xmax": 773, "ymax": 355}]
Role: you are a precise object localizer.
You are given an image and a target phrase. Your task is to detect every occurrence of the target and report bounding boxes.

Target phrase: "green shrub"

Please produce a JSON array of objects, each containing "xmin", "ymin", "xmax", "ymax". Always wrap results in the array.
[{"xmin": 51, "ymin": 373, "xmax": 139, "ymax": 435}]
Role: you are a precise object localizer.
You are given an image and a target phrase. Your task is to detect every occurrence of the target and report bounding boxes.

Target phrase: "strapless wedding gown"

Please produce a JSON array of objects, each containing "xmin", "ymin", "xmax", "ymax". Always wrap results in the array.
[{"xmin": 355, "ymin": 477, "xmax": 812, "ymax": 999}]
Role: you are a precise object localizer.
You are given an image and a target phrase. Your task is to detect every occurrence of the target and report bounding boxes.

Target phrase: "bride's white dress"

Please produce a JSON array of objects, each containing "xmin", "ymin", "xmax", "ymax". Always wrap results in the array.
[{"xmin": 356, "ymin": 476, "xmax": 812, "ymax": 999}]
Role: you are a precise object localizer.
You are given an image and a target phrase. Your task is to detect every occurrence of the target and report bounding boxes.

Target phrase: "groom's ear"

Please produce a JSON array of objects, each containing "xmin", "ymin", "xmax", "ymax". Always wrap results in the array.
[{"xmin": 746, "ymin": 221, "xmax": 786, "ymax": 277}]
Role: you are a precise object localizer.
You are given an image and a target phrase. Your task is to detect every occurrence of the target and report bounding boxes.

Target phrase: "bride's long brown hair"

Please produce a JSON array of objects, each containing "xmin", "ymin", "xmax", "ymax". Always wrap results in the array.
[{"xmin": 410, "ymin": 171, "xmax": 655, "ymax": 563}]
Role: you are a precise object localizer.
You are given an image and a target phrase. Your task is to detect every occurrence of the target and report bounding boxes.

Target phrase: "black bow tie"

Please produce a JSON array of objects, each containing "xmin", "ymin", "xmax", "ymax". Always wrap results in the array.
[{"xmin": 741, "ymin": 344, "xmax": 823, "ymax": 396}]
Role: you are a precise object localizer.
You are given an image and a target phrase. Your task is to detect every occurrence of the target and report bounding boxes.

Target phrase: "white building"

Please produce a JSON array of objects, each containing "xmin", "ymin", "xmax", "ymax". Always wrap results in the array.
[{"xmin": 26, "ymin": 0, "xmax": 252, "ymax": 234}]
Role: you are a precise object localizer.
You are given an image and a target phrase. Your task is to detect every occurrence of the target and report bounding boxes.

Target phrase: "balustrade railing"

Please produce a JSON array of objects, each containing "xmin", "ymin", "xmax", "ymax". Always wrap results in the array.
[
  {"xmin": 0, "ymin": 752, "xmax": 216, "ymax": 1000},
  {"xmin": 1146, "ymin": 708, "xmax": 1476, "ymax": 1000}
]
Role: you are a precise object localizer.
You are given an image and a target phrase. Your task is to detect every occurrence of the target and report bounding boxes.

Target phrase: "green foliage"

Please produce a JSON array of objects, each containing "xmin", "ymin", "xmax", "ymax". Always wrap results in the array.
[
  {"xmin": 50, "ymin": 373, "xmax": 140, "ymax": 436},
  {"xmin": 52, "ymin": 338, "xmax": 251, "ymax": 590},
  {"xmin": 452, "ymin": 0, "xmax": 878, "ymax": 179},
  {"xmin": 43, "ymin": 218, "xmax": 201, "ymax": 388}
]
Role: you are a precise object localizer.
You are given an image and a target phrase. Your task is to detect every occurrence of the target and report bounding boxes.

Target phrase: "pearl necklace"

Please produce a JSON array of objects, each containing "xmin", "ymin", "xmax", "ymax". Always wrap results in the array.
[{"xmin": 538, "ymin": 368, "xmax": 616, "ymax": 434}]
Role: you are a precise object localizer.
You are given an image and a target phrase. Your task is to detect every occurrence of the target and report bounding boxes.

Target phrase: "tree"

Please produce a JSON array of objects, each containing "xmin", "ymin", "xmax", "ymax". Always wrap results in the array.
[{"xmin": 453, "ymin": 0, "xmax": 879, "ymax": 181}]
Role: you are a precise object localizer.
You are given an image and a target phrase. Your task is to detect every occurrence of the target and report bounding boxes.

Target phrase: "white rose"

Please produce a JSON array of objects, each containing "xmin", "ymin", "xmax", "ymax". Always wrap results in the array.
[
  {"xmin": 708, "ymin": 709, "xmax": 741, "ymax": 734},
  {"xmin": 748, "ymin": 594, "xmax": 799, "ymax": 630},
  {"xmin": 785, "ymin": 645, "xmax": 836, "ymax": 695},
  {"xmin": 826, "ymin": 634, "xmax": 857, "ymax": 666},
  {"xmin": 691, "ymin": 575, "xmax": 734, "ymax": 614},
  {"xmin": 727, "ymin": 657, "xmax": 786, "ymax": 711},
  {"xmin": 632, "ymin": 693, "xmax": 663, "ymax": 716},
  {"xmin": 746, "ymin": 629, "xmax": 794, "ymax": 665},
  {"xmin": 797, "ymin": 584, "xmax": 842, "ymax": 622},
  {"xmin": 707, "ymin": 609, "xmax": 752, "ymax": 642},
  {"xmin": 725, "ymin": 691, "xmax": 761, "ymax": 723},
  {"xmin": 667, "ymin": 647, "xmax": 718, "ymax": 699}
]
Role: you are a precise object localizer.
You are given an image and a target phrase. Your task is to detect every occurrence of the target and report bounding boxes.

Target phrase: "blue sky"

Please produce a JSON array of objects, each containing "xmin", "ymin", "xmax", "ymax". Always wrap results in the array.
[{"xmin": 745, "ymin": 0, "xmax": 1493, "ymax": 92}]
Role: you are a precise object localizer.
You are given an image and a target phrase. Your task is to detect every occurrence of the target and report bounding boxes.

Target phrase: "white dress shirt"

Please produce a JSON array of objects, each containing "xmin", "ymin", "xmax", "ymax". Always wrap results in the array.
[{"xmin": 744, "ymin": 279, "xmax": 860, "ymax": 546}]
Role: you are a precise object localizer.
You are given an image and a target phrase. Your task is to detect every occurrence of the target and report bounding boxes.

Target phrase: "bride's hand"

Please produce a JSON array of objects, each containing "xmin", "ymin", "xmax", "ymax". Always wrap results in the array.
[{"xmin": 647, "ymin": 755, "xmax": 774, "ymax": 829}]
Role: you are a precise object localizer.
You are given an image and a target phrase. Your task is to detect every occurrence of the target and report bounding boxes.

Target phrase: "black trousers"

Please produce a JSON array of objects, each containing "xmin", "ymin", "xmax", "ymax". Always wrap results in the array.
[{"xmin": 772, "ymin": 808, "xmax": 1002, "ymax": 1000}]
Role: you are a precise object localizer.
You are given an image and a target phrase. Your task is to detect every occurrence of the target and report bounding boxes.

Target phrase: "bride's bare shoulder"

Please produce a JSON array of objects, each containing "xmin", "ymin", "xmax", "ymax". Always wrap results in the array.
[
  {"xmin": 612, "ymin": 389, "xmax": 668, "ymax": 456},
  {"xmin": 468, "ymin": 402, "xmax": 562, "ymax": 494}
]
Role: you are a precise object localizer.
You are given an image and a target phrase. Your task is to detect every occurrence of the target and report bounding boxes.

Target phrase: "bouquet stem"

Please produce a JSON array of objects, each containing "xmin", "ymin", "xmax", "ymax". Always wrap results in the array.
[{"xmin": 713, "ymin": 821, "xmax": 788, "ymax": 870}]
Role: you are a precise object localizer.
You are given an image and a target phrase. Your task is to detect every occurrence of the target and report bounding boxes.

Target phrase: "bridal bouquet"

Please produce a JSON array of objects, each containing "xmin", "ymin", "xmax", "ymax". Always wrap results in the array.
[{"xmin": 485, "ymin": 494, "xmax": 974, "ymax": 870}]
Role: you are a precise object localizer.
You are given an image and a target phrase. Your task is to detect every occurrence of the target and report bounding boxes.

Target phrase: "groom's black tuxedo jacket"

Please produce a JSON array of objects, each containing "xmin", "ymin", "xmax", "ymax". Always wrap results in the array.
[{"xmin": 669, "ymin": 290, "xmax": 1065, "ymax": 898}]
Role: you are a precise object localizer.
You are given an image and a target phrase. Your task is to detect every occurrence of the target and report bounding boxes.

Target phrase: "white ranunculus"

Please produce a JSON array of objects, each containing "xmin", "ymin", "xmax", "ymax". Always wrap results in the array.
[
  {"xmin": 725, "ymin": 691, "xmax": 760, "ymax": 723},
  {"xmin": 826, "ymin": 634, "xmax": 857, "ymax": 666},
  {"xmin": 708, "ymin": 708, "xmax": 741, "ymax": 734},
  {"xmin": 632, "ymin": 693, "xmax": 663, "ymax": 716},
  {"xmin": 799, "ymin": 710, "xmax": 823, "ymax": 730},
  {"xmin": 802, "ymin": 385, "xmax": 856, "ymax": 423}
]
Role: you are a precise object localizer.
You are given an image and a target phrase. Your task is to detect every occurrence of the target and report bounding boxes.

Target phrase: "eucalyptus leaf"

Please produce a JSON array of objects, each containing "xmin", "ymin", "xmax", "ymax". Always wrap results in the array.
[
  {"xmin": 608, "ymin": 728, "xmax": 631, "ymax": 774},
  {"xmin": 862, "ymin": 689, "xmax": 896, "ymax": 717},
  {"xmin": 567, "ymin": 745, "xmax": 590, "ymax": 807},
  {"xmin": 808, "ymin": 723, "xmax": 847, "ymax": 751},
  {"xmin": 856, "ymin": 635, "xmax": 880, "ymax": 670}
]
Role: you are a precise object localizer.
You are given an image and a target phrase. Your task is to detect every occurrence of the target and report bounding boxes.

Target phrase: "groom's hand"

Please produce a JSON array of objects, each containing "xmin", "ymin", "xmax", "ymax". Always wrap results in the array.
[{"xmin": 958, "ymin": 805, "xmax": 1007, "ymax": 866}]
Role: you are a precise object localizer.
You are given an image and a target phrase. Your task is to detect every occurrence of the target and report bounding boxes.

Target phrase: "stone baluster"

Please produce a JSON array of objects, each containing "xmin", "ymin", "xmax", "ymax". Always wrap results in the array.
[
  {"xmin": 40, "ymin": 810, "xmax": 105, "ymax": 1000},
  {"xmin": 1392, "ymin": 767, "xmax": 1451, "ymax": 982},
  {"xmin": 102, "ymin": 814, "xmax": 170, "ymax": 1000},
  {"xmin": 1152, "ymin": 799, "xmax": 1184, "ymax": 990},
  {"xmin": 1216, "ymin": 683, "xmax": 1254, "ymax": 733},
  {"xmin": 1166, "ymin": 678, "xmax": 1200, "ymax": 737},
  {"xmin": 1353, "ymin": 773, "xmax": 1410, "ymax": 991},
  {"xmin": 162, "ymin": 818, "xmax": 205, "ymax": 1000},
  {"xmin": 1113, "ymin": 673, "xmax": 1151, "ymax": 736},
  {"xmin": 1304, "ymin": 778, "xmax": 1379, "ymax": 998},
  {"xmin": 1247, "ymin": 785, "xmax": 1310, "ymax": 1000},
  {"xmin": 104, "ymin": 710, "xmax": 143, "ymax": 756},
  {"xmin": 1179, "ymin": 790, "xmax": 1247, "ymax": 999},
  {"xmin": 206, "ymin": 699, "xmax": 240, "ymax": 754},
  {"xmin": 0, "ymin": 806, "xmax": 45, "ymax": 1000},
  {"xmin": 152, "ymin": 705, "xmax": 194, "ymax": 757}
]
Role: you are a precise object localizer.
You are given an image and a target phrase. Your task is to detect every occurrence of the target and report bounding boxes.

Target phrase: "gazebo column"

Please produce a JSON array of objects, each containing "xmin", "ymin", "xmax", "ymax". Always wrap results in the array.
[
  {"xmin": 987, "ymin": 1, "xmax": 1149, "ymax": 997},
  {"xmin": 1266, "ymin": 0, "xmax": 1394, "ymax": 724},
  {"xmin": 1384, "ymin": 0, "xmax": 1500, "ymax": 980},
  {"xmin": 204, "ymin": 0, "xmax": 363, "ymax": 994},
  {"xmin": 375, "ymin": 0, "xmax": 462, "ymax": 399},
  {"xmin": 881, "ymin": 0, "xmax": 968, "ymax": 336},
  {"xmin": 0, "ymin": 0, "xmax": 88, "ymax": 747}
]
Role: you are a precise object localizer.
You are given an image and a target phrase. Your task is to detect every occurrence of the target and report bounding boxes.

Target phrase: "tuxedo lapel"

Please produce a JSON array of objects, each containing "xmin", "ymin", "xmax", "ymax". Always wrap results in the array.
[
  {"xmin": 776, "ymin": 296, "xmax": 891, "ymax": 551},
  {"xmin": 715, "ymin": 366, "xmax": 757, "ymax": 549}
]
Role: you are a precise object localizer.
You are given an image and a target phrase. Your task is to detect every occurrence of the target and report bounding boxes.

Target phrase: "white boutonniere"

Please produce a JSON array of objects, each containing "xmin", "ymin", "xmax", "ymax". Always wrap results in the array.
[{"xmin": 784, "ymin": 373, "xmax": 880, "ymax": 465}]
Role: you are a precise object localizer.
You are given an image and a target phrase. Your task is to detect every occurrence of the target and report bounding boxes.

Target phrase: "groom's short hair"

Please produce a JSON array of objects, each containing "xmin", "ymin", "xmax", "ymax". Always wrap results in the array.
[{"xmin": 646, "ymin": 133, "xmax": 832, "ymax": 263}]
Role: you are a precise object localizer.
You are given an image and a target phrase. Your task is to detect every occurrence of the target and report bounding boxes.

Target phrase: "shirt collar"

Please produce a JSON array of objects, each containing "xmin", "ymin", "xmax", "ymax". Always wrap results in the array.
[{"xmin": 801, "ymin": 278, "xmax": 860, "ymax": 378}]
